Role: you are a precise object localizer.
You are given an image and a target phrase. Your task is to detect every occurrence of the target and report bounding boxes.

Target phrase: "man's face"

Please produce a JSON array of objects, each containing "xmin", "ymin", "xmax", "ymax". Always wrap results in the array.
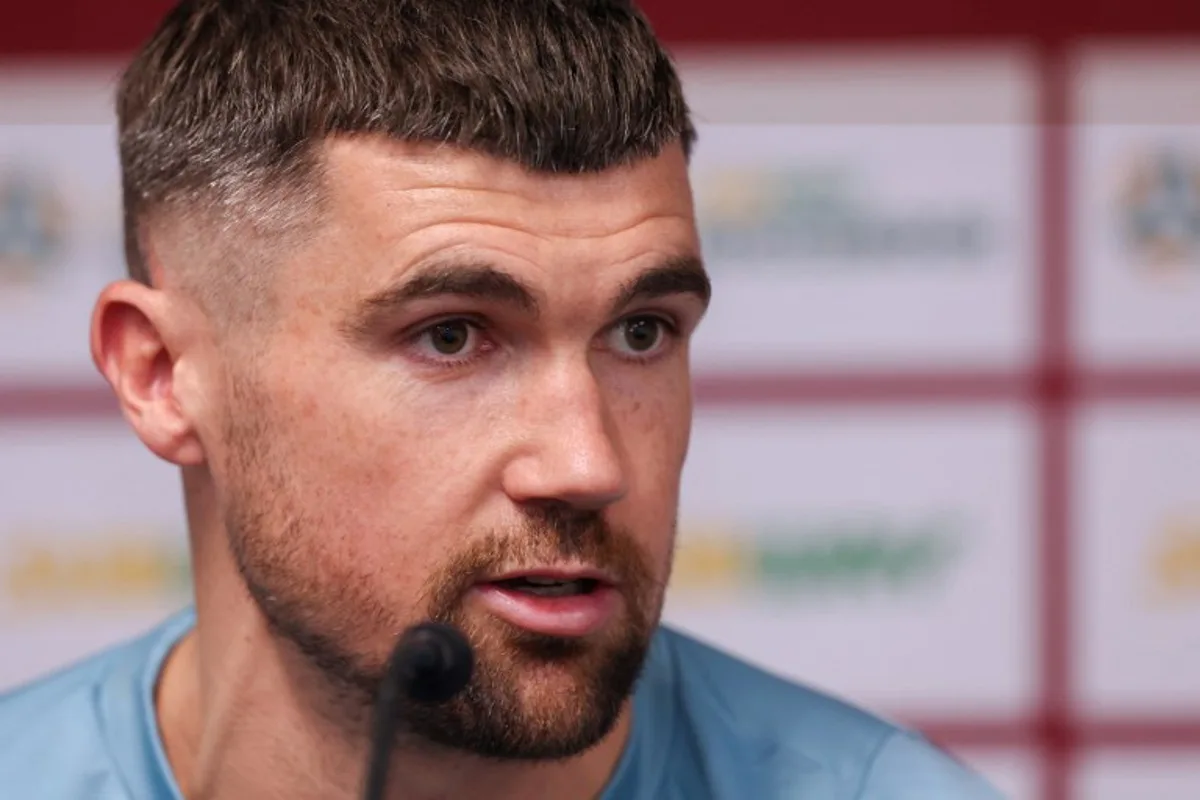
[{"xmin": 212, "ymin": 138, "xmax": 707, "ymax": 758}]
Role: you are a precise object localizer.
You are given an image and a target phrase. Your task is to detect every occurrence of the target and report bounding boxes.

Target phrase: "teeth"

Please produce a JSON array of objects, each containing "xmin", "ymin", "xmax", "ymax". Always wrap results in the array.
[
  {"xmin": 523, "ymin": 576, "xmax": 572, "ymax": 586},
  {"xmin": 492, "ymin": 575, "xmax": 601, "ymax": 597}
]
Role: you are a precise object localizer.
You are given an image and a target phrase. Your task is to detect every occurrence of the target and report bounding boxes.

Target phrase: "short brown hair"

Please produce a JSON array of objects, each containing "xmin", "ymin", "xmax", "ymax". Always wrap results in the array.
[{"xmin": 116, "ymin": 0, "xmax": 695, "ymax": 293}]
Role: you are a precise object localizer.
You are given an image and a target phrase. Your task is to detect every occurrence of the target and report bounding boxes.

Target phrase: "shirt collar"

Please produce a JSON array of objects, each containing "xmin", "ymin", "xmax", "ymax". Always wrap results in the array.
[
  {"xmin": 100, "ymin": 609, "xmax": 678, "ymax": 800},
  {"xmin": 598, "ymin": 629, "xmax": 677, "ymax": 799},
  {"xmin": 99, "ymin": 607, "xmax": 194, "ymax": 800}
]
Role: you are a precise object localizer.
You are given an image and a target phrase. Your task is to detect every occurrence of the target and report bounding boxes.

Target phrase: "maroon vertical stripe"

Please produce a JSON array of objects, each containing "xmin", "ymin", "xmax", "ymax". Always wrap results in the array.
[{"xmin": 1036, "ymin": 43, "xmax": 1075, "ymax": 800}]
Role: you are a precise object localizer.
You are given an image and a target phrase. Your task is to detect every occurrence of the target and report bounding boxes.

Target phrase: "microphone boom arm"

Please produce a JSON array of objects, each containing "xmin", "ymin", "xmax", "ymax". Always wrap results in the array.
[{"xmin": 362, "ymin": 623, "xmax": 474, "ymax": 800}]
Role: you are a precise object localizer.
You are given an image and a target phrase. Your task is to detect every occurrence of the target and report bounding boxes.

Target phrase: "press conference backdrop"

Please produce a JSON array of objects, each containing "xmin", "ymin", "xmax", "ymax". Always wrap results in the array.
[{"xmin": 2, "ymin": 16, "xmax": 1200, "ymax": 800}]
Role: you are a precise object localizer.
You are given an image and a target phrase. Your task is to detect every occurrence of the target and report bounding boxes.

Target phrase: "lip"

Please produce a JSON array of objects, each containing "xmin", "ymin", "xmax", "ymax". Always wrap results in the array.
[{"xmin": 470, "ymin": 583, "xmax": 620, "ymax": 637}]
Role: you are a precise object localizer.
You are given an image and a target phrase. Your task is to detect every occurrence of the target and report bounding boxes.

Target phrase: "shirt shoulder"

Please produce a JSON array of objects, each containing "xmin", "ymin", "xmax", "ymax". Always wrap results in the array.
[
  {"xmin": 856, "ymin": 727, "xmax": 1005, "ymax": 800},
  {"xmin": 0, "ymin": 612, "xmax": 192, "ymax": 800},
  {"xmin": 650, "ymin": 627, "xmax": 1003, "ymax": 800}
]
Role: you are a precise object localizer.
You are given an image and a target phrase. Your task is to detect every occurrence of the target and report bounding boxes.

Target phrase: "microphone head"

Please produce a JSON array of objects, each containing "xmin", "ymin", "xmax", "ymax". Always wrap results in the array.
[{"xmin": 391, "ymin": 622, "xmax": 474, "ymax": 705}]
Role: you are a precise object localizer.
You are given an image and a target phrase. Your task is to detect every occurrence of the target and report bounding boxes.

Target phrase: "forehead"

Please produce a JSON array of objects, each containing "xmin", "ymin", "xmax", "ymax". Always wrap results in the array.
[
  {"xmin": 323, "ymin": 135, "xmax": 694, "ymax": 222},
  {"xmin": 309, "ymin": 137, "xmax": 698, "ymax": 284}
]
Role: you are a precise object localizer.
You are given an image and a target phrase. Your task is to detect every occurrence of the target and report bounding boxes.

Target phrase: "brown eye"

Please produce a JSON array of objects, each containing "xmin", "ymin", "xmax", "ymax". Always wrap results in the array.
[
  {"xmin": 428, "ymin": 321, "xmax": 471, "ymax": 354},
  {"xmin": 622, "ymin": 317, "xmax": 661, "ymax": 353}
]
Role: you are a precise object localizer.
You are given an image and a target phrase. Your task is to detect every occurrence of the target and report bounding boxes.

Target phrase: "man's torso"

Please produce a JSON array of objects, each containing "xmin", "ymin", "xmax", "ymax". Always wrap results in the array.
[{"xmin": 0, "ymin": 611, "xmax": 1002, "ymax": 799}]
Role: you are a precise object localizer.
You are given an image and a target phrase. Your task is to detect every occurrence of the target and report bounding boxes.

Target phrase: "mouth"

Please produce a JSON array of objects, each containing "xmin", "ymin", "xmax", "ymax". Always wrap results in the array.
[
  {"xmin": 490, "ymin": 576, "xmax": 603, "ymax": 597},
  {"xmin": 471, "ymin": 568, "xmax": 620, "ymax": 637},
  {"xmin": 484, "ymin": 568, "xmax": 613, "ymax": 597}
]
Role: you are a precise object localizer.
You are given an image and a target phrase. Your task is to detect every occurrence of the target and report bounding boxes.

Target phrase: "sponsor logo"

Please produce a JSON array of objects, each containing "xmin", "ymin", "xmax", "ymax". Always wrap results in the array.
[
  {"xmin": 1147, "ymin": 516, "xmax": 1200, "ymax": 603},
  {"xmin": 3, "ymin": 532, "xmax": 191, "ymax": 611},
  {"xmin": 0, "ymin": 514, "xmax": 974, "ymax": 610},
  {"xmin": 0, "ymin": 168, "xmax": 68, "ymax": 285},
  {"xmin": 693, "ymin": 167, "xmax": 992, "ymax": 268},
  {"xmin": 1118, "ymin": 148, "xmax": 1200, "ymax": 272},
  {"xmin": 669, "ymin": 512, "xmax": 966, "ymax": 602}
]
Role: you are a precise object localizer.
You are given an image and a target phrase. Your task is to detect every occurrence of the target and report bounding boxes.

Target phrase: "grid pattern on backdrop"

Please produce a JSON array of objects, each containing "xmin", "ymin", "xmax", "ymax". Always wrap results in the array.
[{"xmin": 2, "ymin": 43, "xmax": 1200, "ymax": 800}]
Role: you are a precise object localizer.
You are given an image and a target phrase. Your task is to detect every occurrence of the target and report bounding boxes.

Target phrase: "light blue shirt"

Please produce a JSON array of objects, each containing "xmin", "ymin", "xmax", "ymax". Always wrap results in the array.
[{"xmin": 0, "ymin": 609, "xmax": 1002, "ymax": 798}]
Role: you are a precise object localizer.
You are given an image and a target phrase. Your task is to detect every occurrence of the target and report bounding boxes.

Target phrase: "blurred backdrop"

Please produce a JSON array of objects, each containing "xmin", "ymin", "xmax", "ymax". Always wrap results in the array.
[{"xmin": 2, "ymin": 1, "xmax": 1199, "ymax": 798}]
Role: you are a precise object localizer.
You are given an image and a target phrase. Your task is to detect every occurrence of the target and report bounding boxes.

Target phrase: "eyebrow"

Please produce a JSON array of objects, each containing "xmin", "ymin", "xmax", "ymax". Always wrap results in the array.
[
  {"xmin": 609, "ymin": 254, "xmax": 711, "ymax": 317},
  {"xmin": 341, "ymin": 259, "xmax": 538, "ymax": 339},
  {"xmin": 341, "ymin": 252, "xmax": 710, "ymax": 340}
]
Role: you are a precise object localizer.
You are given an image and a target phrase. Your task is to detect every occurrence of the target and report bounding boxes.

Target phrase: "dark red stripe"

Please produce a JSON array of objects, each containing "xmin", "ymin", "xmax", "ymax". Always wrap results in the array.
[
  {"xmin": 1036, "ymin": 43, "xmax": 1075, "ymax": 800},
  {"xmin": 0, "ymin": 384, "xmax": 116, "ymax": 421},
  {"xmin": 911, "ymin": 717, "xmax": 1038, "ymax": 748},
  {"xmin": 692, "ymin": 371, "xmax": 1031, "ymax": 406},
  {"xmin": 1080, "ymin": 368, "xmax": 1200, "ymax": 400},
  {"xmin": 5, "ymin": 0, "xmax": 1200, "ymax": 56},
  {"xmin": 906, "ymin": 716, "xmax": 1200, "ymax": 749},
  {"xmin": 6, "ymin": 366, "xmax": 1200, "ymax": 423},
  {"xmin": 1080, "ymin": 719, "xmax": 1200, "ymax": 747}
]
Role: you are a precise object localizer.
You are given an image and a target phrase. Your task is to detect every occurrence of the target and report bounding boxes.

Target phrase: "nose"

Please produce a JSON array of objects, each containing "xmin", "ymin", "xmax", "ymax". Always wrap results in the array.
[{"xmin": 501, "ymin": 360, "xmax": 628, "ymax": 511}]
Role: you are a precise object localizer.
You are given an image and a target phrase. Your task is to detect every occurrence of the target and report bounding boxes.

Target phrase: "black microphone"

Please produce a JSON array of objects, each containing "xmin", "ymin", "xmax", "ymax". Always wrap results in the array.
[{"xmin": 362, "ymin": 622, "xmax": 474, "ymax": 800}]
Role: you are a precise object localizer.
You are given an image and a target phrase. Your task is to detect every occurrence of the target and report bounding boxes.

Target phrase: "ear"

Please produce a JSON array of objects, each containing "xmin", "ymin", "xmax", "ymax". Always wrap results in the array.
[{"xmin": 90, "ymin": 280, "xmax": 207, "ymax": 466}]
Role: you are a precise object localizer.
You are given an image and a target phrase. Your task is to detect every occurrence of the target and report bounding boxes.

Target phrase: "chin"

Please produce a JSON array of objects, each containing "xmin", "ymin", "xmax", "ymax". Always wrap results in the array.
[{"xmin": 396, "ymin": 611, "xmax": 649, "ymax": 761}]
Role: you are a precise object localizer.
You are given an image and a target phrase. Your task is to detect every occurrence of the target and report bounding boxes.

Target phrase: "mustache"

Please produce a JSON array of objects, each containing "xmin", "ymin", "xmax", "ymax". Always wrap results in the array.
[
  {"xmin": 420, "ymin": 505, "xmax": 656, "ymax": 610},
  {"xmin": 520, "ymin": 504, "xmax": 611, "ymax": 560}
]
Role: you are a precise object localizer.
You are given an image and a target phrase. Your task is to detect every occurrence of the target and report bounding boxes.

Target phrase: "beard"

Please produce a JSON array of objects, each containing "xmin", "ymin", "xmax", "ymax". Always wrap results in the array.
[{"xmin": 220, "ymin": 395, "xmax": 666, "ymax": 761}]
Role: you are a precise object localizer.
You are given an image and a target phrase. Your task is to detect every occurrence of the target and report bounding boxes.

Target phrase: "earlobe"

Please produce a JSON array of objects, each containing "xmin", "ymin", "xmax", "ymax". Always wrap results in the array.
[{"xmin": 90, "ymin": 281, "xmax": 206, "ymax": 466}]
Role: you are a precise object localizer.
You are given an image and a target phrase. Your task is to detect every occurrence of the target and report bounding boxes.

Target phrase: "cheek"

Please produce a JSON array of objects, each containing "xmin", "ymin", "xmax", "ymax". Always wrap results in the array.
[
  {"xmin": 609, "ymin": 367, "xmax": 691, "ymax": 553},
  {"xmin": 616, "ymin": 363, "xmax": 692, "ymax": 471},
  {"xmin": 274, "ymin": 364, "xmax": 503, "ymax": 556},
  {"xmin": 253, "ymin": 419, "xmax": 463, "ymax": 614}
]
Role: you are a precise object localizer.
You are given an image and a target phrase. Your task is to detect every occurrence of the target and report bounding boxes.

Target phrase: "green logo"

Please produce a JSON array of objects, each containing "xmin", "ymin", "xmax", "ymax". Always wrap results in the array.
[{"xmin": 671, "ymin": 513, "xmax": 966, "ymax": 601}]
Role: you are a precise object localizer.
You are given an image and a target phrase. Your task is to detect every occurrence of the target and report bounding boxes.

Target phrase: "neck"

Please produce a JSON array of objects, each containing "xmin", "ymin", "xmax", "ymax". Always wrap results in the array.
[{"xmin": 157, "ymin": 471, "xmax": 632, "ymax": 800}]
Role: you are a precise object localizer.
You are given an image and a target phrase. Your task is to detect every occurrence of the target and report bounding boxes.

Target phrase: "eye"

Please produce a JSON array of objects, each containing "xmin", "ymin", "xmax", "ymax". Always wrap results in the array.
[
  {"xmin": 426, "ymin": 320, "xmax": 472, "ymax": 355},
  {"xmin": 408, "ymin": 317, "xmax": 491, "ymax": 366},
  {"xmin": 607, "ymin": 315, "xmax": 676, "ymax": 360}
]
